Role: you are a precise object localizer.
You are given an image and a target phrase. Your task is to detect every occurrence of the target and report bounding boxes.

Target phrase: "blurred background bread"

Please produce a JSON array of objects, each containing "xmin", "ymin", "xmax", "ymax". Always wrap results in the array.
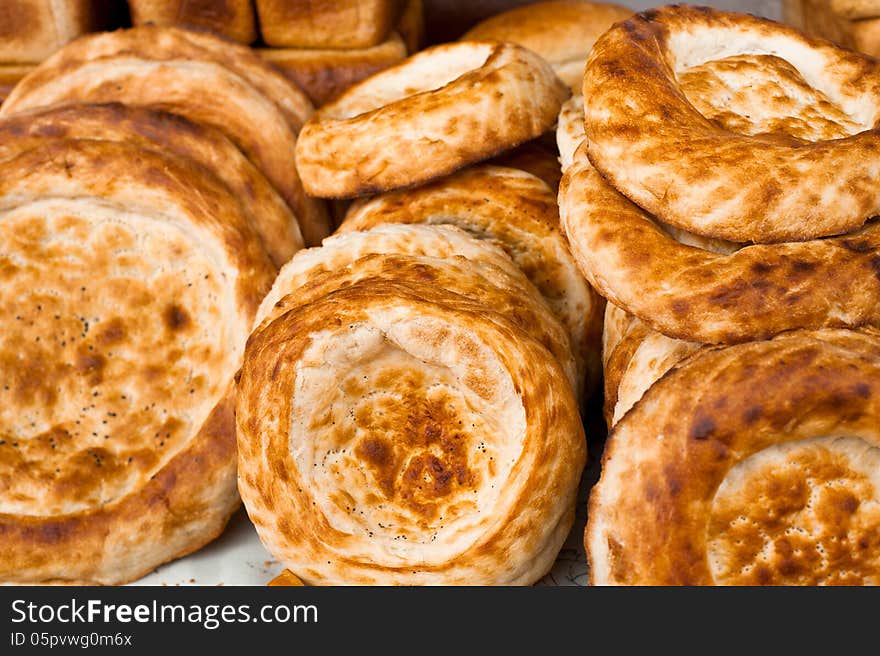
[
  {"xmin": 255, "ymin": 0, "xmax": 405, "ymax": 48},
  {"xmin": 784, "ymin": 0, "xmax": 880, "ymax": 56},
  {"xmin": 128, "ymin": 0, "xmax": 257, "ymax": 43}
]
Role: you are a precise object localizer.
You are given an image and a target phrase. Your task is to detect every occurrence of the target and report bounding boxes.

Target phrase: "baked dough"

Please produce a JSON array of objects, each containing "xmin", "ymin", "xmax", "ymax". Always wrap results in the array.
[
  {"xmin": 600, "ymin": 304, "xmax": 698, "ymax": 427},
  {"xmin": 0, "ymin": 0, "xmax": 99, "ymax": 63},
  {"xmin": 556, "ymin": 94, "xmax": 584, "ymax": 173},
  {"xmin": 558, "ymin": 94, "xmax": 738, "ymax": 254},
  {"xmin": 295, "ymin": 41, "xmax": 569, "ymax": 198},
  {"xmin": 128, "ymin": 0, "xmax": 258, "ymax": 44},
  {"xmin": 257, "ymin": 33, "xmax": 407, "ymax": 106},
  {"xmin": 587, "ymin": 328, "xmax": 880, "ymax": 585},
  {"xmin": 559, "ymin": 141, "xmax": 880, "ymax": 344},
  {"xmin": 256, "ymin": 224, "xmax": 578, "ymax": 395},
  {"xmin": 341, "ymin": 165, "xmax": 601, "ymax": 401},
  {"xmin": 462, "ymin": 0, "xmax": 631, "ymax": 92},
  {"xmin": 1, "ymin": 26, "xmax": 330, "ymax": 247},
  {"xmin": 6, "ymin": 25, "xmax": 314, "ymax": 130},
  {"xmin": 583, "ymin": 5, "xmax": 880, "ymax": 243},
  {"xmin": 488, "ymin": 138, "xmax": 562, "ymax": 191},
  {"xmin": 255, "ymin": 0, "xmax": 402, "ymax": 49},
  {"xmin": 831, "ymin": 0, "xmax": 880, "ymax": 19},
  {"xmin": 0, "ymin": 103, "xmax": 302, "ymax": 267},
  {"xmin": 0, "ymin": 139, "xmax": 275, "ymax": 584},
  {"xmin": 237, "ymin": 274, "xmax": 586, "ymax": 585},
  {"xmin": 0, "ymin": 64, "xmax": 32, "ymax": 105}
]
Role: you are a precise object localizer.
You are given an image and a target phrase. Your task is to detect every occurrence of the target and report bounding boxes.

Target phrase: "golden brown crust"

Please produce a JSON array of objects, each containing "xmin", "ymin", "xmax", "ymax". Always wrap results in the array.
[
  {"xmin": 462, "ymin": 0, "xmax": 631, "ymax": 92},
  {"xmin": 128, "ymin": 0, "xmax": 258, "ymax": 43},
  {"xmin": 295, "ymin": 41, "xmax": 569, "ymax": 198},
  {"xmin": 0, "ymin": 103, "xmax": 302, "ymax": 267},
  {"xmin": 257, "ymin": 34, "xmax": 407, "ymax": 106},
  {"xmin": 583, "ymin": 5, "xmax": 880, "ymax": 243},
  {"xmin": 5, "ymin": 25, "xmax": 313, "ymax": 130},
  {"xmin": 587, "ymin": 328, "xmax": 880, "ymax": 585},
  {"xmin": 256, "ymin": 225, "xmax": 579, "ymax": 396},
  {"xmin": 255, "ymin": 0, "xmax": 402, "ymax": 49},
  {"xmin": 487, "ymin": 138, "xmax": 562, "ymax": 191},
  {"xmin": 0, "ymin": 0, "xmax": 98, "ymax": 63},
  {"xmin": 237, "ymin": 278, "xmax": 585, "ymax": 585},
  {"xmin": 0, "ymin": 139, "xmax": 274, "ymax": 584},
  {"xmin": 341, "ymin": 165, "xmax": 602, "ymax": 402},
  {"xmin": 559, "ymin": 141, "xmax": 880, "ymax": 344},
  {"xmin": 600, "ymin": 306, "xmax": 699, "ymax": 426},
  {"xmin": 0, "ymin": 26, "xmax": 331, "ymax": 247},
  {"xmin": 268, "ymin": 569, "xmax": 305, "ymax": 586}
]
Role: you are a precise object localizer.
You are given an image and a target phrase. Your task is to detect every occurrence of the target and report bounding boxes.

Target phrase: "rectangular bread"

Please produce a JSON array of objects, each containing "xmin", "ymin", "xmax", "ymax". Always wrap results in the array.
[
  {"xmin": 255, "ymin": 0, "xmax": 403, "ymax": 49},
  {"xmin": 830, "ymin": 0, "xmax": 880, "ymax": 19},
  {"xmin": 257, "ymin": 32, "xmax": 407, "ymax": 105},
  {"xmin": 790, "ymin": 0, "xmax": 880, "ymax": 56},
  {"xmin": 0, "ymin": 0, "xmax": 102, "ymax": 62},
  {"xmin": 128, "ymin": 0, "xmax": 258, "ymax": 44}
]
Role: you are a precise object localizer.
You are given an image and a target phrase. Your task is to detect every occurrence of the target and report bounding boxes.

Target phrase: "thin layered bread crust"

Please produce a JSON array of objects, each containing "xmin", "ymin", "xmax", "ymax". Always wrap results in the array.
[
  {"xmin": 295, "ymin": 41, "xmax": 569, "ymax": 198},
  {"xmin": 587, "ymin": 328, "xmax": 880, "ymax": 585},
  {"xmin": 0, "ymin": 139, "xmax": 275, "ymax": 584},
  {"xmin": 462, "ymin": 0, "xmax": 631, "ymax": 92},
  {"xmin": 0, "ymin": 64, "xmax": 33, "ymax": 104},
  {"xmin": 341, "ymin": 165, "xmax": 602, "ymax": 402},
  {"xmin": 255, "ymin": 224, "xmax": 579, "ymax": 395},
  {"xmin": 559, "ymin": 141, "xmax": 880, "ymax": 344},
  {"xmin": 583, "ymin": 4, "xmax": 880, "ymax": 243},
  {"xmin": 0, "ymin": 103, "xmax": 302, "ymax": 267},
  {"xmin": 0, "ymin": 0, "xmax": 97, "ymax": 63},
  {"xmin": 128, "ymin": 0, "xmax": 258, "ymax": 44},
  {"xmin": 237, "ymin": 276, "xmax": 585, "ymax": 585},
  {"xmin": 0, "ymin": 26, "xmax": 331, "ymax": 247}
]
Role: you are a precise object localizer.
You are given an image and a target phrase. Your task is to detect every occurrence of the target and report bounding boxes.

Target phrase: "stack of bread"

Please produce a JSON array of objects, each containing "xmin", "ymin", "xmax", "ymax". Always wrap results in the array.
[
  {"xmin": 128, "ymin": 0, "xmax": 424, "ymax": 106},
  {"xmin": 559, "ymin": 5, "xmax": 880, "ymax": 584},
  {"xmin": 236, "ymin": 29, "xmax": 613, "ymax": 585},
  {"xmin": 784, "ymin": 0, "xmax": 880, "ymax": 56},
  {"xmin": 0, "ymin": 25, "xmax": 319, "ymax": 584}
]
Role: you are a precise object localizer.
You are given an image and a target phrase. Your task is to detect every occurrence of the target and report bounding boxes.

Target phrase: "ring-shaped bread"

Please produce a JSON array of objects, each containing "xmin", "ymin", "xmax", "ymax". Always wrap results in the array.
[
  {"xmin": 0, "ymin": 139, "xmax": 275, "ymax": 583},
  {"xmin": 587, "ymin": 327, "xmax": 880, "ymax": 585},
  {"xmin": 0, "ymin": 103, "xmax": 302, "ymax": 267},
  {"xmin": 237, "ymin": 277, "xmax": 586, "ymax": 585},
  {"xmin": 559, "ymin": 141, "xmax": 880, "ymax": 344},
  {"xmin": 294, "ymin": 41, "xmax": 569, "ymax": 198},
  {"xmin": 340, "ymin": 165, "xmax": 602, "ymax": 400},
  {"xmin": 583, "ymin": 5, "xmax": 880, "ymax": 243},
  {"xmin": 1, "ymin": 27, "xmax": 330, "ymax": 247},
  {"xmin": 256, "ymin": 223, "xmax": 579, "ymax": 396}
]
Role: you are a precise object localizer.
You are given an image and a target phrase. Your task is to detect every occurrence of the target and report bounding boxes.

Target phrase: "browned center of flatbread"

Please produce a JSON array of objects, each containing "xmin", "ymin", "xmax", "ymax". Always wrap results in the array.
[
  {"xmin": 678, "ymin": 54, "xmax": 865, "ymax": 141},
  {"xmin": 284, "ymin": 280, "xmax": 528, "ymax": 547},
  {"xmin": 0, "ymin": 203, "xmax": 233, "ymax": 516},
  {"xmin": 707, "ymin": 436, "xmax": 880, "ymax": 585}
]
